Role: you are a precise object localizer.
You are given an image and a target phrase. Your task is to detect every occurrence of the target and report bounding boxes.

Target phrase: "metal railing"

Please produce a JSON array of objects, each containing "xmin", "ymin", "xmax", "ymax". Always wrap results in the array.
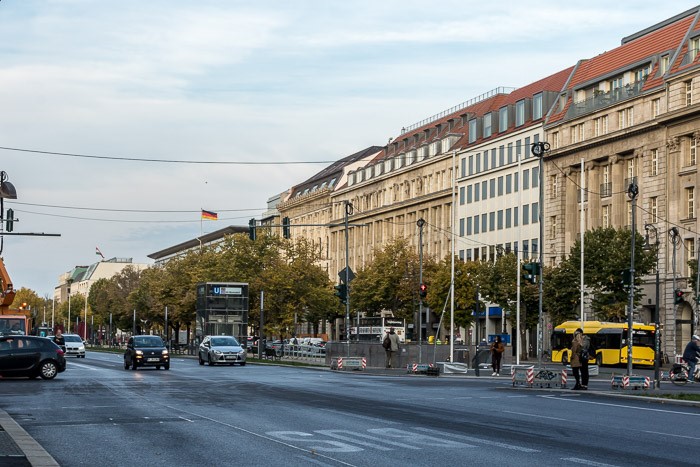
[{"xmin": 566, "ymin": 80, "xmax": 645, "ymax": 120}]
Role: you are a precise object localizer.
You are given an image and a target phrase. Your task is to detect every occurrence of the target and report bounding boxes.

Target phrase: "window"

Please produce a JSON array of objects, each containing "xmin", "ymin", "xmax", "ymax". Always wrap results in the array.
[
  {"xmin": 687, "ymin": 186, "xmax": 695, "ymax": 219},
  {"xmin": 523, "ymin": 169, "xmax": 530, "ymax": 190},
  {"xmin": 652, "ymin": 98, "xmax": 661, "ymax": 118},
  {"xmin": 467, "ymin": 156, "xmax": 473, "ymax": 176},
  {"xmin": 531, "ymin": 238, "xmax": 538, "ymax": 254},
  {"xmin": 550, "ymin": 216, "xmax": 557, "ymax": 238},
  {"xmin": 627, "ymin": 201, "xmax": 632, "ymax": 227},
  {"xmin": 508, "ymin": 143, "xmax": 513, "ymax": 164},
  {"xmin": 491, "ymin": 148, "xmax": 497, "ymax": 169},
  {"xmin": 690, "ymin": 137, "xmax": 697, "ymax": 166},
  {"xmin": 602, "ymin": 205, "xmax": 611, "ymax": 228},
  {"xmin": 532, "ymin": 167, "xmax": 539, "ymax": 188},
  {"xmin": 551, "ymin": 131, "xmax": 559, "ymax": 149},
  {"xmin": 499, "ymin": 107, "xmax": 508, "ymax": 132},
  {"xmin": 489, "ymin": 212, "xmax": 495, "ymax": 231},
  {"xmin": 618, "ymin": 107, "xmax": 633, "ymax": 129},
  {"xmin": 474, "ymin": 184, "xmax": 480, "ymax": 202},
  {"xmin": 482, "ymin": 180, "xmax": 487, "ymax": 200},
  {"xmin": 523, "ymin": 204, "xmax": 530, "ymax": 225},
  {"xmin": 660, "ymin": 55, "xmax": 670, "ymax": 74},
  {"xmin": 483, "ymin": 113, "xmax": 492, "ymax": 138},
  {"xmin": 516, "ymin": 100, "xmax": 525, "ymax": 126},
  {"xmin": 524, "ymin": 137, "xmax": 531, "ymax": 159},
  {"xmin": 498, "ymin": 176, "xmax": 504, "ymax": 196},
  {"xmin": 523, "ymin": 240, "xmax": 529, "ymax": 254},
  {"xmin": 483, "ymin": 152, "xmax": 488, "ymax": 171},
  {"xmin": 482, "ymin": 213, "xmax": 488, "ymax": 233},
  {"xmin": 533, "ymin": 93, "xmax": 543, "ymax": 119},
  {"xmin": 516, "ymin": 140, "xmax": 522, "ymax": 160},
  {"xmin": 499, "ymin": 146, "xmax": 505, "ymax": 166},
  {"xmin": 514, "ymin": 207, "xmax": 519, "ymax": 227},
  {"xmin": 506, "ymin": 208, "xmax": 512, "ymax": 228},
  {"xmin": 467, "ymin": 185, "xmax": 473, "ymax": 203},
  {"xmin": 593, "ymin": 116, "xmax": 608, "ymax": 137},
  {"xmin": 506, "ymin": 174, "xmax": 512, "ymax": 194},
  {"xmin": 686, "ymin": 80, "xmax": 693, "ymax": 107},
  {"xmin": 490, "ymin": 178, "xmax": 496, "ymax": 198},
  {"xmin": 691, "ymin": 37, "xmax": 700, "ymax": 62},
  {"xmin": 467, "ymin": 217, "xmax": 472, "ymax": 236},
  {"xmin": 571, "ymin": 123, "xmax": 584, "ymax": 143},
  {"xmin": 475, "ymin": 153, "xmax": 481, "ymax": 173},
  {"xmin": 550, "ymin": 174, "xmax": 558, "ymax": 199},
  {"xmin": 627, "ymin": 158, "xmax": 635, "ymax": 180},
  {"xmin": 469, "ymin": 119, "xmax": 478, "ymax": 143},
  {"xmin": 651, "ymin": 148, "xmax": 658, "ymax": 176},
  {"xmin": 459, "ymin": 218, "xmax": 465, "ymax": 237},
  {"xmin": 474, "ymin": 215, "xmax": 480, "ymax": 234},
  {"xmin": 650, "ymin": 196, "xmax": 658, "ymax": 223},
  {"xmin": 514, "ymin": 171, "xmax": 519, "ymax": 192},
  {"xmin": 687, "ymin": 238, "xmax": 696, "ymax": 277},
  {"xmin": 532, "ymin": 202, "xmax": 539, "ymax": 223},
  {"xmin": 459, "ymin": 186, "xmax": 465, "ymax": 205}
]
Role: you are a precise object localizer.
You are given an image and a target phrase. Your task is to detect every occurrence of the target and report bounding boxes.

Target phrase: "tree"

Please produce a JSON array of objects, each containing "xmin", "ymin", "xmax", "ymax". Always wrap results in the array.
[{"xmin": 424, "ymin": 257, "xmax": 479, "ymax": 333}]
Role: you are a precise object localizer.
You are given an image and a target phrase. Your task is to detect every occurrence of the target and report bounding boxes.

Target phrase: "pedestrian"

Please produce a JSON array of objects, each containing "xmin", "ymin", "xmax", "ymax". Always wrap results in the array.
[
  {"xmin": 570, "ymin": 328, "xmax": 589, "ymax": 390},
  {"xmin": 682, "ymin": 334, "xmax": 700, "ymax": 381},
  {"xmin": 383, "ymin": 327, "xmax": 400, "ymax": 368},
  {"xmin": 490, "ymin": 336, "xmax": 505, "ymax": 376},
  {"xmin": 54, "ymin": 329, "xmax": 65, "ymax": 350}
]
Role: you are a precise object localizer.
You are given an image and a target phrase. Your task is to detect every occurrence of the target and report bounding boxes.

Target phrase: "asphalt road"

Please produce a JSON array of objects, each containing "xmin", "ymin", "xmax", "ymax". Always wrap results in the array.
[{"xmin": 1, "ymin": 352, "xmax": 699, "ymax": 466}]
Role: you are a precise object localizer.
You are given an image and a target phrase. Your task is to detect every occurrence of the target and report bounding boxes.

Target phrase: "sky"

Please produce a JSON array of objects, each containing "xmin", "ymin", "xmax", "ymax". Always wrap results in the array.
[{"xmin": 1, "ymin": 0, "xmax": 698, "ymax": 298}]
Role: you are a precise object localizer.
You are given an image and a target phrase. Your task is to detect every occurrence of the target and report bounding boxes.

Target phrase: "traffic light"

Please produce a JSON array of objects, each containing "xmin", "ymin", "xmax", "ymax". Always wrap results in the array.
[
  {"xmin": 621, "ymin": 268, "xmax": 632, "ymax": 286},
  {"xmin": 282, "ymin": 217, "xmax": 290, "ymax": 239},
  {"xmin": 419, "ymin": 283, "xmax": 427, "ymax": 298},
  {"xmin": 5, "ymin": 208, "xmax": 13, "ymax": 232},
  {"xmin": 522, "ymin": 262, "xmax": 539, "ymax": 284},
  {"xmin": 334, "ymin": 284, "xmax": 347, "ymax": 304},
  {"xmin": 248, "ymin": 218, "xmax": 256, "ymax": 241},
  {"xmin": 674, "ymin": 289, "xmax": 685, "ymax": 304}
]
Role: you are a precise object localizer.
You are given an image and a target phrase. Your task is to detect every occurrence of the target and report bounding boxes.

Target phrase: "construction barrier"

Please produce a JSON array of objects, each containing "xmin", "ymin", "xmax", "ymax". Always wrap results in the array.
[
  {"xmin": 407, "ymin": 363, "xmax": 440, "ymax": 376},
  {"xmin": 611, "ymin": 374, "xmax": 650, "ymax": 390},
  {"xmin": 331, "ymin": 357, "xmax": 367, "ymax": 371},
  {"xmin": 512, "ymin": 366, "xmax": 534, "ymax": 387},
  {"xmin": 513, "ymin": 366, "xmax": 568, "ymax": 388}
]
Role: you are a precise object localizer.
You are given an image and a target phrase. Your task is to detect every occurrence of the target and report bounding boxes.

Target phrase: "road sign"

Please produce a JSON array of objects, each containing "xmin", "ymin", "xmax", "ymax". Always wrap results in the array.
[{"xmin": 338, "ymin": 267, "xmax": 355, "ymax": 283}]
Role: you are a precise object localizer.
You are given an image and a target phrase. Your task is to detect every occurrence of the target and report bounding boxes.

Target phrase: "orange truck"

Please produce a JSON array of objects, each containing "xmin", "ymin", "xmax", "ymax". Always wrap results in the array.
[{"xmin": 0, "ymin": 257, "xmax": 32, "ymax": 335}]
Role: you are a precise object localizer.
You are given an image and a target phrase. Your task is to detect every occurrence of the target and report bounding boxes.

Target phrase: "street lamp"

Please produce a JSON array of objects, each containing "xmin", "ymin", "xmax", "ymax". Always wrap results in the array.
[
  {"xmin": 626, "ymin": 181, "xmax": 639, "ymax": 377},
  {"xmin": 644, "ymin": 223, "xmax": 661, "ymax": 389},
  {"xmin": 417, "ymin": 218, "xmax": 425, "ymax": 363},
  {"xmin": 0, "ymin": 171, "xmax": 17, "ymax": 254},
  {"xmin": 531, "ymin": 142, "xmax": 548, "ymax": 367},
  {"xmin": 66, "ymin": 278, "xmax": 73, "ymax": 333}
]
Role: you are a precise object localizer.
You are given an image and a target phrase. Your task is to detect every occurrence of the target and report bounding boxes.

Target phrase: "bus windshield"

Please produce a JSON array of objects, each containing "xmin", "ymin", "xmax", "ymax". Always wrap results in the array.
[{"xmin": 0, "ymin": 317, "xmax": 26, "ymax": 336}]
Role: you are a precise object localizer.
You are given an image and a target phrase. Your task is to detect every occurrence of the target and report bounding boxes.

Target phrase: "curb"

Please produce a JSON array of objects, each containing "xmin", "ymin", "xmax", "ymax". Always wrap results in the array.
[{"xmin": 0, "ymin": 409, "xmax": 59, "ymax": 467}]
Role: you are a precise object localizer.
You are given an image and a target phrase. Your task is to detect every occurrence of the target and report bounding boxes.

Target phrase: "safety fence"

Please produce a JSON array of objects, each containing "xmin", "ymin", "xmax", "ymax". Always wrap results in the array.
[
  {"xmin": 611, "ymin": 374, "xmax": 650, "ymax": 390},
  {"xmin": 512, "ymin": 366, "xmax": 568, "ymax": 388}
]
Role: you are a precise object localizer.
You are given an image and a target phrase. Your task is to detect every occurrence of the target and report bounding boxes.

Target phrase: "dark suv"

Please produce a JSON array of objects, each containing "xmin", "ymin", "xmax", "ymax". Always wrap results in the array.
[
  {"xmin": 124, "ymin": 335, "xmax": 170, "ymax": 370},
  {"xmin": 0, "ymin": 335, "xmax": 66, "ymax": 379}
]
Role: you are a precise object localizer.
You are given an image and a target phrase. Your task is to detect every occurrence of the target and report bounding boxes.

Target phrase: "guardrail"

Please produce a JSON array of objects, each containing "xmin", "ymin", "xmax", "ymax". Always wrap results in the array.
[{"xmin": 512, "ymin": 366, "xmax": 568, "ymax": 388}]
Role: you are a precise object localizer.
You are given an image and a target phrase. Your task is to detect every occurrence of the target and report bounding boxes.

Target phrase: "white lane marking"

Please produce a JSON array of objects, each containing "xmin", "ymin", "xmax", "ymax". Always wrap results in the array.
[
  {"xmin": 314, "ymin": 430, "xmax": 394, "ymax": 451},
  {"xmin": 366, "ymin": 428, "xmax": 474, "ymax": 449},
  {"xmin": 503, "ymin": 410, "xmax": 568, "ymax": 421},
  {"xmin": 179, "ymin": 416, "xmax": 194, "ymax": 423},
  {"xmin": 269, "ymin": 432, "xmax": 363, "ymax": 453},
  {"xmin": 643, "ymin": 430, "xmax": 697, "ymax": 439},
  {"xmin": 412, "ymin": 427, "xmax": 539, "ymax": 452},
  {"xmin": 319, "ymin": 408, "xmax": 400, "ymax": 424},
  {"xmin": 561, "ymin": 457, "xmax": 620, "ymax": 466},
  {"xmin": 541, "ymin": 395, "xmax": 700, "ymax": 416}
]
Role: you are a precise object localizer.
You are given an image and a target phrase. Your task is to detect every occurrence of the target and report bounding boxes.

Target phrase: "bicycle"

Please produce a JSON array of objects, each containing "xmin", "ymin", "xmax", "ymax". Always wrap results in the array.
[{"xmin": 669, "ymin": 361, "xmax": 700, "ymax": 385}]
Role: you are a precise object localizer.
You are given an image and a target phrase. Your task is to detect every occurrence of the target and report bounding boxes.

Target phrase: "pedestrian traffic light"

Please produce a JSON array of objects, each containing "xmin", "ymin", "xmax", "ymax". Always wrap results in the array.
[
  {"xmin": 334, "ymin": 284, "xmax": 347, "ymax": 304},
  {"xmin": 282, "ymin": 216, "xmax": 290, "ymax": 239},
  {"xmin": 621, "ymin": 268, "xmax": 632, "ymax": 286},
  {"xmin": 248, "ymin": 218, "xmax": 256, "ymax": 241},
  {"xmin": 674, "ymin": 289, "xmax": 684, "ymax": 304},
  {"xmin": 5, "ymin": 208, "xmax": 13, "ymax": 232},
  {"xmin": 419, "ymin": 283, "xmax": 427, "ymax": 298},
  {"xmin": 522, "ymin": 262, "xmax": 539, "ymax": 284}
]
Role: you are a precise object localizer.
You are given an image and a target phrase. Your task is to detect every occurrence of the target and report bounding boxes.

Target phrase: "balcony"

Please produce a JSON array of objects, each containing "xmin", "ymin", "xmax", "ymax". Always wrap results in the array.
[
  {"xmin": 566, "ymin": 80, "xmax": 645, "ymax": 120},
  {"xmin": 600, "ymin": 182, "xmax": 612, "ymax": 198}
]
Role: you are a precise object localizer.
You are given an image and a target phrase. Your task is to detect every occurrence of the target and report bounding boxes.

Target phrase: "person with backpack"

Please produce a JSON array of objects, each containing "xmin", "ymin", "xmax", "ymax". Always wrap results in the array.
[
  {"xmin": 570, "ymin": 328, "xmax": 589, "ymax": 390},
  {"xmin": 383, "ymin": 327, "xmax": 400, "ymax": 368}
]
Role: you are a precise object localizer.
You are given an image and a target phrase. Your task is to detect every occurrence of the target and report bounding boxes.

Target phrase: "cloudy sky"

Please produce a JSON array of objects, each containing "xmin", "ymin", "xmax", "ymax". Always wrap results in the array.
[{"xmin": 1, "ymin": 0, "xmax": 697, "ymax": 297}]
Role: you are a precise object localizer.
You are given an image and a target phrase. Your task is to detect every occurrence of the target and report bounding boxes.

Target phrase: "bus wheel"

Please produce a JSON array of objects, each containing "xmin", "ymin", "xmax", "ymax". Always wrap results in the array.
[
  {"xmin": 596, "ymin": 354, "xmax": 602, "ymax": 366},
  {"xmin": 562, "ymin": 353, "xmax": 569, "ymax": 365}
]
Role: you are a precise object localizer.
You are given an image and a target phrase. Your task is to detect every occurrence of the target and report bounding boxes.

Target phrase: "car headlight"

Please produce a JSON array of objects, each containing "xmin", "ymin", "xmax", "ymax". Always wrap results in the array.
[
  {"xmin": 213, "ymin": 349, "xmax": 222, "ymax": 355},
  {"xmin": 135, "ymin": 350, "xmax": 143, "ymax": 356},
  {"xmin": 162, "ymin": 349, "xmax": 169, "ymax": 355}
]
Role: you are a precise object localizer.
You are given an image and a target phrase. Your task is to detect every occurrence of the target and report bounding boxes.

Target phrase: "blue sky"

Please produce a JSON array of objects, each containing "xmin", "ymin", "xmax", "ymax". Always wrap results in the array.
[{"xmin": 0, "ymin": 0, "xmax": 697, "ymax": 297}]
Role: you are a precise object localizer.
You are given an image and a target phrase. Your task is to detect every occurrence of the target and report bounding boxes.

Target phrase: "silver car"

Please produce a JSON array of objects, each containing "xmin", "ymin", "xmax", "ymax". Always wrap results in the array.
[
  {"xmin": 198, "ymin": 336, "xmax": 247, "ymax": 366},
  {"xmin": 58, "ymin": 334, "xmax": 86, "ymax": 358}
]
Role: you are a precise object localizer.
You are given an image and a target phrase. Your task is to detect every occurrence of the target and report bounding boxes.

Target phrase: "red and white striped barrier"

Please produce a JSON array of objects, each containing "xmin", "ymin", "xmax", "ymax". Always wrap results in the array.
[
  {"xmin": 561, "ymin": 369, "xmax": 568, "ymax": 388},
  {"xmin": 337, "ymin": 357, "xmax": 343, "ymax": 370}
]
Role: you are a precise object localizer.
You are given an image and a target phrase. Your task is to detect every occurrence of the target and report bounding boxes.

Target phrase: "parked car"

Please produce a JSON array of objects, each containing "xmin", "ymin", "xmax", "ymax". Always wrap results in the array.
[
  {"xmin": 0, "ymin": 335, "xmax": 66, "ymax": 379},
  {"xmin": 199, "ymin": 335, "xmax": 246, "ymax": 366},
  {"xmin": 59, "ymin": 334, "xmax": 85, "ymax": 358},
  {"xmin": 124, "ymin": 335, "xmax": 170, "ymax": 370}
]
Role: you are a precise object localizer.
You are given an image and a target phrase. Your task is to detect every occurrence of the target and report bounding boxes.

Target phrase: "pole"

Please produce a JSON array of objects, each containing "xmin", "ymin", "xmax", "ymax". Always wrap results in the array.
[
  {"xmin": 259, "ymin": 290, "xmax": 264, "ymax": 359},
  {"xmin": 84, "ymin": 288, "xmax": 88, "ymax": 340},
  {"xmin": 626, "ymin": 182, "xmax": 638, "ymax": 376},
  {"xmin": 132, "ymin": 309, "xmax": 136, "ymax": 336},
  {"xmin": 580, "ymin": 158, "xmax": 585, "ymax": 324},
  {"xmin": 67, "ymin": 285, "xmax": 71, "ymax": 333},
  {"xmin": 344, "ymin": 201, "xmax": 352, "ymax": 356},
  {"xmin": 165, "ymin": 306, "xmax": 169, "ymax": 348},
  {"xmin": 645, "ymin": 224, "xmax": 661, "ymax": 389},
  {"xmin": 417, "ymin": 218, "xmax": 425, "ymax": 364},
  {"xmin": 450, "ymin": 150, "xmax": 456, "ymax": 362},
  {"xmin": 51, "ymin": 298, "xmax": 55, "ymax": 330},
  {"xmin": 670, "ymin": 227, "xmax": 679, "ymax": 357}
]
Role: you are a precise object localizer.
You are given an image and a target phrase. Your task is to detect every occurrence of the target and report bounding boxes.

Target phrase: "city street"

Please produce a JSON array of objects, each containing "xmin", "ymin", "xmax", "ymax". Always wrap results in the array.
[{"xmin": 1, "ymin": 351, "xmax": 699, "ymax": 466}]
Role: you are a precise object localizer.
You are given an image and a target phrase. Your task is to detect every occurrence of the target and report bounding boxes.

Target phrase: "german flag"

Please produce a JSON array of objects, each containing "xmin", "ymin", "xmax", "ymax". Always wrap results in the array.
[{"xmin": 201, "ymin": 209, "xmax": 218, "ymax": 220}]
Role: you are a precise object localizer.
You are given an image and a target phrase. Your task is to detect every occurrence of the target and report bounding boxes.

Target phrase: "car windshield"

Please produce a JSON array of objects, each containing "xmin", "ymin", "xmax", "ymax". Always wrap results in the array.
[
  {"xmin": 64, "ymin": 335, "xmax": 82, "ymax": 343},
  {"xmin": 134, "ymin": 336, "xmax": 163, "ymax": 347},
  {"xmin": 211, "ymin": 337, "xmax": 238, "ymax": 347}
]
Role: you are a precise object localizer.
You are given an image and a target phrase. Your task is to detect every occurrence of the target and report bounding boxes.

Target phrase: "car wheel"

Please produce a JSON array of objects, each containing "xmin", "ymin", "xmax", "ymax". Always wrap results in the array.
[
  {"xmin": 132, "ymin": 360, "xmax": 138, "ymax": 370},
  {"xmin": 156, "ymin": 365, "xmax": 161, "ymax": 370},
  {"xmin": 240, "ymin": 362, "xmax": 246, "ymax": 367},
  {"xmin": 164, "ymin": 363, "xmax": 170, "ymax": 370},
  {"xmin": 198, "ymin": 355, "xmax": 204, "ymax": 365},
  {"xmin": 124, "ymin": 358, "xmax": 130, "ymax": 370},
  {"xmin": 208, "ymin": 355, "xmax": 215, "ymax": 366},
  {"xmin": 39, "ymin": 360, "xmax": 58, "ymax": 380}
]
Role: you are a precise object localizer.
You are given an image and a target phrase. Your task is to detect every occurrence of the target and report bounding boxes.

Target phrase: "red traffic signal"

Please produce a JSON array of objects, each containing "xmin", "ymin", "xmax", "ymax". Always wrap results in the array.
[
  {"xmin": 419, "ymin": 283, "xmax": 427, "ymax": 298},
  {"xmin": 674, "ymin": 289, "xmax": 685, "ymax": 305}
]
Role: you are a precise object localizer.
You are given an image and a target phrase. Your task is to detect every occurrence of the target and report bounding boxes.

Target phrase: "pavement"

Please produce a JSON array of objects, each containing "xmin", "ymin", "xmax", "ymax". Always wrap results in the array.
[{"xmin": 0, "ymin": 354, "xmax": 695, "ymax": 466}]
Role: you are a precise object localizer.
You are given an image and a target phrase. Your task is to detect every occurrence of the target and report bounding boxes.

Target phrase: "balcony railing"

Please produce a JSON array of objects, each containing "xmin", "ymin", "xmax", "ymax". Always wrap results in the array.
[
  {"xmin": 600, "ymin": 182, "xmax": 612, "ymax": 198},
  {"xmin": 566, "ymin": 80, "xmax": 645, "ymax": 120}
]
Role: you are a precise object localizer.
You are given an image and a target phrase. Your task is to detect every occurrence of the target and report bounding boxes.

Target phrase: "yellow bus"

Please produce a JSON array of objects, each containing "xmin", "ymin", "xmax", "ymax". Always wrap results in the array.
[{"xmin": 551, "ymin": 321, "xmax": 655, "ymax": 367}]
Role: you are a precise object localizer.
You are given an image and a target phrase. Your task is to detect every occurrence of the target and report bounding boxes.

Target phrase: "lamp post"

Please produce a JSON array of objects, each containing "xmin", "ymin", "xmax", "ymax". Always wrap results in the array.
[
  {"xmin": 0, "ymin": 171, "xmax": 18, "ymax": 255},
  {"xmin": 66, "ymin": 279, "xmax": 73, "ymax": 333},
  {"xmin": 626, "ymin": 181, "xmax": 638, "ymax": 377},
  {"xmin": 531, "ymin": 141, "xmax": 549, "ymax": 367},
  {"xmin": 644, "ymin": 223, "xmax": 661, "ymax": 389},
  {"xmin": 417, "ymin": 218, "xmax": 425, "ymax": 364}
]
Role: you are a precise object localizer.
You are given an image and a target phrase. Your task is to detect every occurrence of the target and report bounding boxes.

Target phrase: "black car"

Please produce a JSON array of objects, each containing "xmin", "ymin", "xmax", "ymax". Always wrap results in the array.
[
  {"xmin": 124, "ymin": 335, "xmax": 170, "ymax": 370},
  {"xmin": 0, "ymin": 335, "xmax": 66, "ymax": 379}
]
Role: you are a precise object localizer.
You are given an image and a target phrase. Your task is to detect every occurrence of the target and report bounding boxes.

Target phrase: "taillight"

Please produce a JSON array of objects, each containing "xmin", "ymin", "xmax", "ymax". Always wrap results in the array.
[{"xmin": 56, "ymin": 348, "xmax": 65, "ymax": 356}]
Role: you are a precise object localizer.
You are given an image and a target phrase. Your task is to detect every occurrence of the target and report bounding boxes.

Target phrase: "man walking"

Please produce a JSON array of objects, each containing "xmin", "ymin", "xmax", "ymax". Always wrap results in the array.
[{"xmin": 384, "ymin": 327, "xmax": 400, "ymax": 368}]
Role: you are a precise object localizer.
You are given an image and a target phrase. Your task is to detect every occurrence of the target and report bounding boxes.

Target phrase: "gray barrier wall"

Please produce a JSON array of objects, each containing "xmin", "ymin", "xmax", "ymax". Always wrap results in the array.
[{"xmin": 325, "ymin": 342, "xmax": 471, "ymax": 368}]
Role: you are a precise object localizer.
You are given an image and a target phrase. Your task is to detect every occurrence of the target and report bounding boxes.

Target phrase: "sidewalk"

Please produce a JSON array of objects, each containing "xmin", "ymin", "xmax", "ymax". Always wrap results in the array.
[{"xmin": 0, "ymin": 409, "xmax": 58, "ymax": 466}]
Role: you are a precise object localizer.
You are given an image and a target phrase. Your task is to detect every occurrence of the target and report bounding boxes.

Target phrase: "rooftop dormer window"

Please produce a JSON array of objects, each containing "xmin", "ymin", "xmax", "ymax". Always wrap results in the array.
[{"xmin": 533, "ymin": 93, "xmax": 543, "ymax": 120}]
